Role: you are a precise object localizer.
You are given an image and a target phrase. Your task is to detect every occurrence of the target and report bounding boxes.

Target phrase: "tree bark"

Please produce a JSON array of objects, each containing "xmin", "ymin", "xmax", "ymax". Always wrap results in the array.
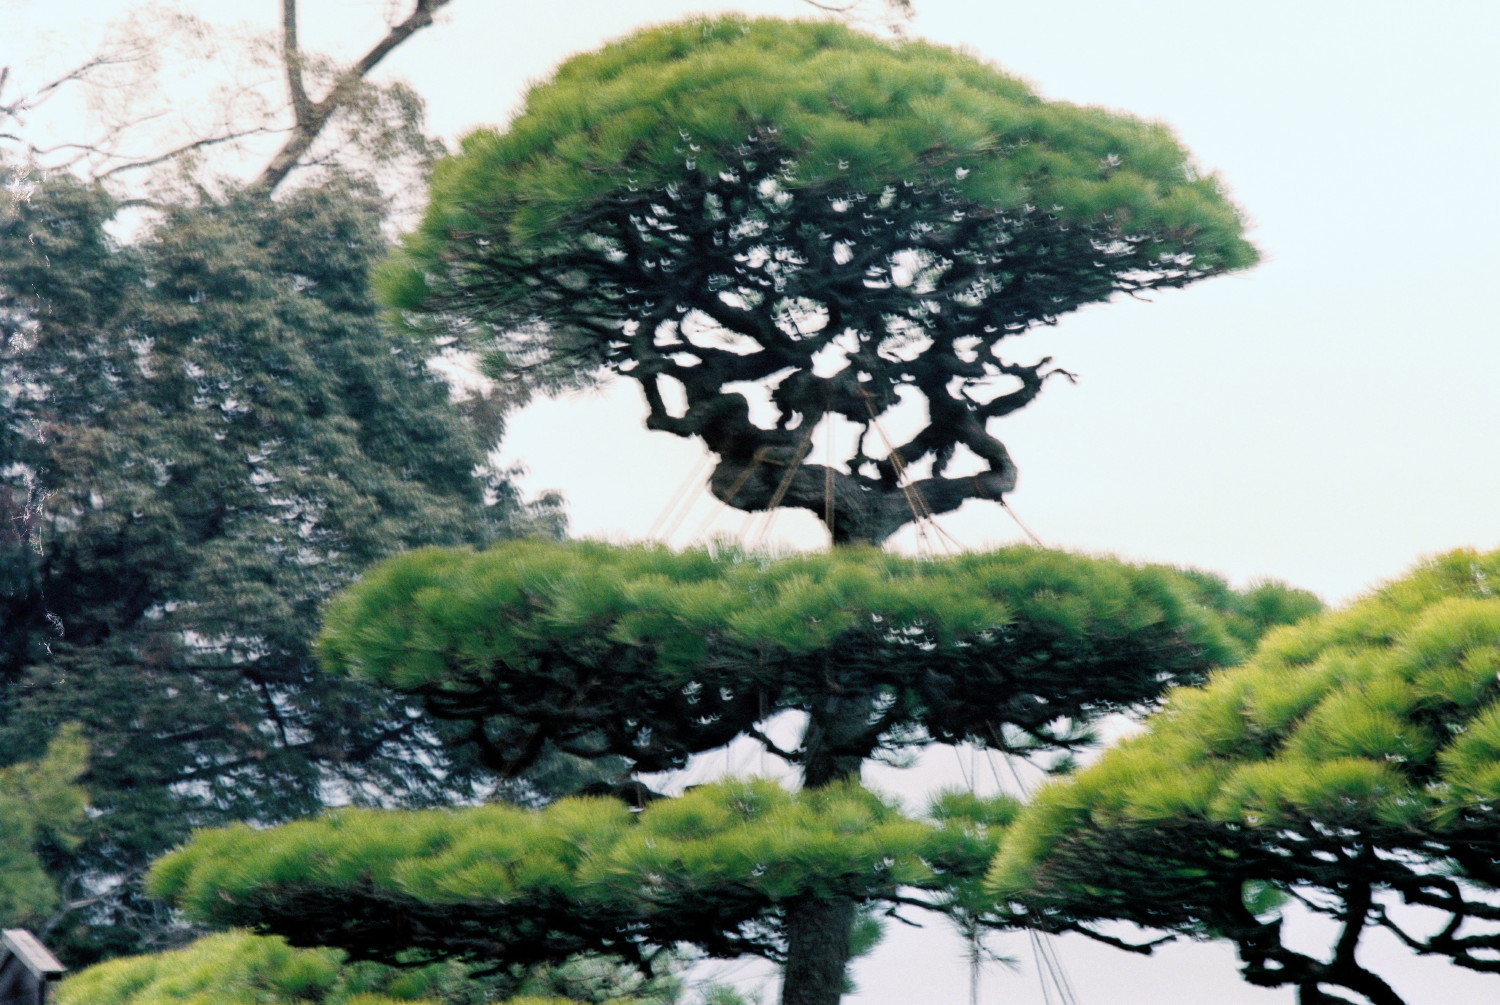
[
  {"xmin": 782, "ymin": 895, "xmax": 857, "ymax": 1005},
  {"xmin": 778, "ymin": 529, "xmax": 884, "ymax": 1005}
]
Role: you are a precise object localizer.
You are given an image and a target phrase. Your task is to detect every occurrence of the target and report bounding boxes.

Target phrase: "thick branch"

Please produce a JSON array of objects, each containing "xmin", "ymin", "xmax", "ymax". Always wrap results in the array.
[{"xmin": 253, "ymin": 0, "xmax": 452, "ymax": 193}]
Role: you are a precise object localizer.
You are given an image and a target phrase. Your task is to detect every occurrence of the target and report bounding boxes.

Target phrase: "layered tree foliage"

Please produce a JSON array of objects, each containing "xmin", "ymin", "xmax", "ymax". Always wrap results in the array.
[
  {"xmin": 0, "ymin": 165, "xmax": 561, "ymax": 962},
  {"xmin": 151, "ymin": 779, "xmax": 1008, "ymax": 974},
  {"xmin": 382, "ymin": 16, "xmax": 1257, "ymax": 544},
  {"xmin": 58, "ymin": 928, "xmax": 709, "ymax": 1005},
  {"xmin": 153, "ymin": 539, "xmax": 1315, "ymax": 1004},
  {"xmin": 990, "ymin": 548, "xmax": 1500, "ymax": 1005},
  {"xmin": 142, "ymin": 18, "xmax": 1278, "ymax": 1005}
]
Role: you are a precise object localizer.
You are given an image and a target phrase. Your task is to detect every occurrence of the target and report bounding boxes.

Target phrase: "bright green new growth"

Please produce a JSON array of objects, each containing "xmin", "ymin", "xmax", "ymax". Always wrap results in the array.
[
  {"xmin": 0, "ymin": 724, "xmax": 87, "ymax": 926},
  {"xmin": 385, "ymin": 16, "xmax": 1251, "ymax": 277},
  {"xmin": 56, "ymin": 929, "xmax": 581, "ymax": 1005},
  {"xmin": 990, "ymin": 548, "xmax": 1500, "ymax": 1004},
  {"xmin": 149, "ymin": 779, "xmax": 1014, "ymax": 971}
]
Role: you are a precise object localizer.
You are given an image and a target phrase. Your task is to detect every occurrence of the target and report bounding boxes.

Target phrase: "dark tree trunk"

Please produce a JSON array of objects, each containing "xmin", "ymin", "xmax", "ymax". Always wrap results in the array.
[
  {"xmin": 782, "ymin": 894, "xmax": 857, "ymax": 1005},
  {"xmin": 779, "ymin": 525, "xmax": 884, "ymax": 1005}
]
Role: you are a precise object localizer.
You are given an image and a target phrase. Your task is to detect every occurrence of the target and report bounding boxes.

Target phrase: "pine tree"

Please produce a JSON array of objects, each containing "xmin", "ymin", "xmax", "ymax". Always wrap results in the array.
[
  {"xmin": 131, "ymin": 16, "xmax": 1285, "ymax": 1004},
  {"xmin": 150, "ymin": 540, "xmax": 1313, "ymax": 1003},
  {"xmin": 990, "ymin": 548, "xmax": 1500, "ymax": 1005}
]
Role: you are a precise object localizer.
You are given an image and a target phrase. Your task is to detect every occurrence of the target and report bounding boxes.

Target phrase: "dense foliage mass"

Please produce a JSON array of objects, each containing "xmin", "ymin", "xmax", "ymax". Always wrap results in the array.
[
  {"xmin": 0, "ymin": 165, "xmax": 561, "ymax": 960},
  {"xmin": 58, "ymin": 930, "xmax": 479, "ymax": 1005},
  {"xmin": 990, "ymin": 548, "xmax": 1500, "ymax": 1005},
  {"xmin": 156, "ymin": 538, "xmax": 1313, "ymax": 1005},
  {"xmin": 150, "ymin": 780, "xmax": 1010, "ymax": 973},
  {"xmin": 381, "ymin": 16, "xmax": 1257, "ymax": 544},
  {"xmin": 58, "ymin": 928, "xmax": 707, "ymax": 1005},
  {"xmin": 316, "ymin": 540, "xmax": 1311, "ymax": 779}
]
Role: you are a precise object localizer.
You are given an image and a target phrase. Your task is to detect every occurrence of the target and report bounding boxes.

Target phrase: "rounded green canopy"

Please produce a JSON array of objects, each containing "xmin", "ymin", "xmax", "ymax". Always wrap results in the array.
[
  {"xmin": 991, "ymin": 548, "xmax": 1500, "ymax": 1002},
  {"xmin": 380, "ymin": 18, "xmax": 1258, "ymax": 545}
]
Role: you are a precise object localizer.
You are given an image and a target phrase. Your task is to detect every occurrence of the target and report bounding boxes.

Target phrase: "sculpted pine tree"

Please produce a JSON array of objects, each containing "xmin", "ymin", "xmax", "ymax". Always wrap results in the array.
[
  {"xmin": 991, "ymin": 548, "xmax": 1500, "ymax": 1005},
  {"xmin": 145, "ymin": 17, "xmax": 1287, "ymax": 1005},
  {"xmin": 381, "ymin": 16, "xmax": 1255, "ymax": 546}
]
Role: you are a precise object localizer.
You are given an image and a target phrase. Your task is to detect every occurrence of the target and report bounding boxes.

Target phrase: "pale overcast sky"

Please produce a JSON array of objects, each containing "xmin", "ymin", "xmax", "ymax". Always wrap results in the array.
[{"xmin": 8, "ymin": 2, "xmax": 1500, "ymax": 1002}]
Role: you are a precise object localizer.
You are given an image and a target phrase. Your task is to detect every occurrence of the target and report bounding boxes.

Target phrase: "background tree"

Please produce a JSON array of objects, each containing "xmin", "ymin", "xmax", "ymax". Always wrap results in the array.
[
  {"xmin": 988, "ymin": 547, "xmax": 1500, "ymax": 1005},
  {"xmin": 1, "ymin": 1, "xmax": 912, "ymax": 206},
  {"xmin": 0, "ymin": 1, "xmax": 455, "ymax": 202},
  {"xmin": 148, "ymin": 538, "xmax": 1316, "ymax": 1005},
  {"xmin": 380, "ymin": 15, "xmax": 1256, "ymax": 545},
  {"xmin": 0, "ymin": 164, "xmax": 563, "ymax": 963}
]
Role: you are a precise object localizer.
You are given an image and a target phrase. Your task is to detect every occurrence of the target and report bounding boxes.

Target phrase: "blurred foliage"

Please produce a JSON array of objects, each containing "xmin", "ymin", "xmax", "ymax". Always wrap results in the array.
[
  {"xmin": 0, "ymin": 163, "xmax": 563, "ymax": 963},
  {"xmin": 991, "ymin": 547, "xmax": 1500, "ymax": 1004},
  {"xmin": 0, "ymin": 724, "xmax": 88, "ymax": 928},
  {"xmin": 57, "ymin": 928, "xmax": 745, "ymax": 1005}
]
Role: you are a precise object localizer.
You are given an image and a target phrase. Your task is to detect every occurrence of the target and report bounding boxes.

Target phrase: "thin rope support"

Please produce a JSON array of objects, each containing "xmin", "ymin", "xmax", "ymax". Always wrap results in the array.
[
  {"xmin": 1000, "ymin": 498, "xmax": 1045, "ymax": 547},
  {"xmin": 648, "ymin": 451, "xmax": 715, "ymax": 543}
]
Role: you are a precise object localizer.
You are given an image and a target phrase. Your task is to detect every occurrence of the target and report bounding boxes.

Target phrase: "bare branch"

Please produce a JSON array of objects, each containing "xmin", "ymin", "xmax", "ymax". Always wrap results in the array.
[
  {"xmin": 96, "ymin": 124, "xmax": 283, "ymax": 179},
  {"xmin": 281, "ymin": 0, "xmax": 312, "ymax": 122},
  {"xmin": 253, "ymin": 0, "xmax": 454, "ymax": 194}
]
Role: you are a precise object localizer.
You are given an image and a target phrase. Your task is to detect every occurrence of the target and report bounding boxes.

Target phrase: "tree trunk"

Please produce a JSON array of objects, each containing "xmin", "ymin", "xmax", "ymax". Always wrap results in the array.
[
  {"xmin": 782, "ymin": 894, "xmax": 857, "ymax": 1005},
  {"xmin": 779, "ymin": 614, "xmax": 880, "ymax": 1005}
]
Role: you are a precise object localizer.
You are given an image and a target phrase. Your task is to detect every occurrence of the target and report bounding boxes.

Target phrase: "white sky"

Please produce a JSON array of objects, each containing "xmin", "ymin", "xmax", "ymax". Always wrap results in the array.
[{"xmin": 7, "ymin": 1, "xmax": 1500, "ymax": 1002}]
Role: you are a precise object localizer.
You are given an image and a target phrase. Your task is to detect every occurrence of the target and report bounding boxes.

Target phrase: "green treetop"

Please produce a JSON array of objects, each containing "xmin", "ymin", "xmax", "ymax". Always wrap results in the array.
[
  {"xmin": 990, "ymin": 548, "xmax": 1500, "ymax": 1005},
  {"xmin": 380, "ymin": 16, "xmax": 1256, "ymax": 545}
]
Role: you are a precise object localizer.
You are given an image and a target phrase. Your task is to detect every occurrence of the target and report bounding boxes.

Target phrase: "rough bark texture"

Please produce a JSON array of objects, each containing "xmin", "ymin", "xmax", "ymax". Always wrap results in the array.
[
  {"xmin": 781, "ymin": 895, "xmax": 857, "ymax": 1005},
  {"xmin": 461, "ymin": 136, "xmax": 1215, "ymax": 546}
]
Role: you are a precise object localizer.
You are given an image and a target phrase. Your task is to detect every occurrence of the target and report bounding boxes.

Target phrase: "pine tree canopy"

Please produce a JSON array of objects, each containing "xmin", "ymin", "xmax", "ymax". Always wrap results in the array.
[
  {"xmin": 148, "ymin": 779, "xmax": 1011, "ymax": 973},
  {"xmin": 315, "ymin": 540, "xmax": 1313, "ymax": 777},
  {"xmin": 57, "ymin": 927, "xmax": 651, "ymax": 1005},
  {"xmin": 989, "ymin": 548, "xmax": 1500, "ymax": 1005},
  {"xmin": 378, "ymin": 16, "xmax": 1257, "ymax": 544}
]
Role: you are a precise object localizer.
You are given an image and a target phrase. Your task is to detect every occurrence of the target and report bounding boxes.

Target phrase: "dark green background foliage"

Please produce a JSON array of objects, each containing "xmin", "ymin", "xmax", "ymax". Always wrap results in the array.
[
  {"xmin": 0, "ymin": 164, "xmax": 560, "ymax": 961},
  {"xmin": 991, "ymin": 548, "xmax": 1500, "ymax": 1004}
]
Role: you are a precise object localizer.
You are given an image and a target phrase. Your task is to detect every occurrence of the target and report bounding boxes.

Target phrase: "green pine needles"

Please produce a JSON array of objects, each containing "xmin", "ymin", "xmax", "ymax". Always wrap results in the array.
[
  {"xmin": 385, "ymin": 16, "xmax": 1252, "ymax": 255},
  {"xmin": 147, "ymin": 779, "xmax": 1011, "ymax": 975},
  {"xmin": 991, "ymin": 548, "xmax": 1500, "ymax": 1005},
  {"xmin": 314, "ymin": 539, "xmax": 1286, "ymax": 776},
  {"xmin": 379, "ymin": 17, "xmax": 1257, "ymax": 545}
]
